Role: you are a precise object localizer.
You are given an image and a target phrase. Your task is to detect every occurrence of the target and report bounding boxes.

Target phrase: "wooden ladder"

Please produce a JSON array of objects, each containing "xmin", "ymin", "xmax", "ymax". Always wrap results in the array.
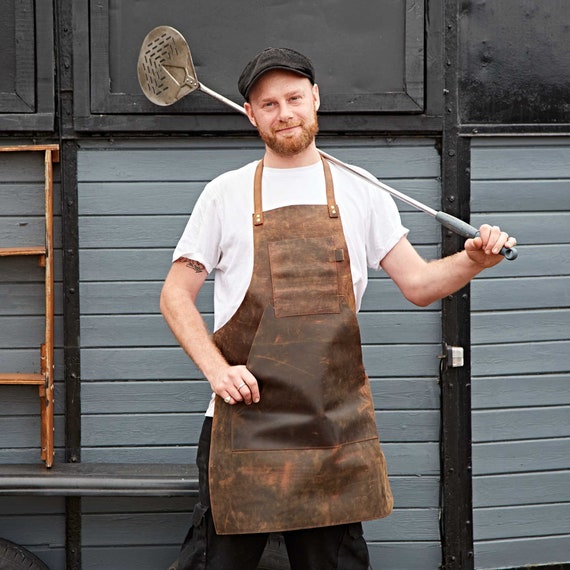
[{"xmin": 0, "ymin": 145, "xmax": 59, "ymax": 467}]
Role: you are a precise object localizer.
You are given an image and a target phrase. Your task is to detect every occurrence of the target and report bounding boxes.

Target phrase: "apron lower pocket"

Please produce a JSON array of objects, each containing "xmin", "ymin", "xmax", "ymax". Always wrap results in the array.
[{"xmin": 232, "ymin": 302, "xmax": 378, "ymax": 452}]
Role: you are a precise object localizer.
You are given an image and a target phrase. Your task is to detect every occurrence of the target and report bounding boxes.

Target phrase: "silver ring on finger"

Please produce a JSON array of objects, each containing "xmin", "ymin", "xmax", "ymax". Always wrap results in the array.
[
  {"xmin": 224, "ymin": 396, "xmax": 231, "ymax": 404},
  {"xmin": 237, "ymin": 383, "xmax": 246, "ymax": 391}
]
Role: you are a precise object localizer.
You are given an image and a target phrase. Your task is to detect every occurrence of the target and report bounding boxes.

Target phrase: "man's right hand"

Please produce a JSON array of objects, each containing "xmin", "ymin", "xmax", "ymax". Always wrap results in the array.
[{"xmin": 212, "ymin": 365, "xmax": 260, "ymax": 405}]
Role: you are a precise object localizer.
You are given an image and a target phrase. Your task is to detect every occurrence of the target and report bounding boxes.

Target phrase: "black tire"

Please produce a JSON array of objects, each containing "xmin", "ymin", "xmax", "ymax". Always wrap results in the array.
[{"xmin": 0, "ymin": 539, "xmax": 50, "ymax": 570}]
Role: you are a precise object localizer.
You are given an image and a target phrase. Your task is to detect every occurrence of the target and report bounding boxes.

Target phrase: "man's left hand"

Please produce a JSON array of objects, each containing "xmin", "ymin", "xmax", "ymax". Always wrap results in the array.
[{"xmin": 465, "ymin": 223, "xmax": 517, "ymax": 267}]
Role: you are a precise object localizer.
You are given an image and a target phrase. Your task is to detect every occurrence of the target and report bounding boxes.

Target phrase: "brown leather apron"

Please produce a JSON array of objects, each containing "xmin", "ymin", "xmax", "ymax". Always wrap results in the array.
[{"xmin": 210, "ymin": 158, "xmax": 393, "ymax": 535}]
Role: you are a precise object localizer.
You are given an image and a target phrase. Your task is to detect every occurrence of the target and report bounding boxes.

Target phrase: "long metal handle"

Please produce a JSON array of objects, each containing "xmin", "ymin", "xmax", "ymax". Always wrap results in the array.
[
  {"xmin": 198, "ymin": 81, "xmax": 518, "ymax": 260},
  {"xmin": 200, "ymin": 83, "xmax": 248, "ymax": 115},
  {"xmin": 318, "ymin": 149, "xmax": 438, "ymax": 216},
  {"xmin": 319, "ymin": 149, "xmax": 518, "ymax": 260}
]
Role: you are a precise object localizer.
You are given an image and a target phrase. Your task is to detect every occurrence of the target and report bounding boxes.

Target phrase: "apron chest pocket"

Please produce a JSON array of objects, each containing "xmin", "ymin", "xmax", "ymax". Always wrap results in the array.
[{"xmin": 268, "ymin": 235, "xmax": 341, "ymax": 318}]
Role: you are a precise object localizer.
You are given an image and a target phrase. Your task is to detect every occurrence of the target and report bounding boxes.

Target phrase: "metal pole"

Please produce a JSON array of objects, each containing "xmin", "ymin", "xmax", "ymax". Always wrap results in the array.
[{"xmin": 197, "ymin": 81, "xmax": 517, "ymax": 260}]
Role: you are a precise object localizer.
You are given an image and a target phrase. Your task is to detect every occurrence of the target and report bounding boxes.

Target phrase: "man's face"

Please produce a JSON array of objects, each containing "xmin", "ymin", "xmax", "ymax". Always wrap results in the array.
[{"xmin": 244, "ymin": 70, "xmax": 320, "ymax": 157}]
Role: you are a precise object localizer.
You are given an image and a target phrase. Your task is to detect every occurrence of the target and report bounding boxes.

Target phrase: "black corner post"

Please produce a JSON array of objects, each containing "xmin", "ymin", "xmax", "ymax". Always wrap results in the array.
[
  {"xmin": 440, "ymin": 136, "xmax": 474, "ymax": 570},
  {"xmin": 55, "ymin": 1, "xmax": 82, "ymax": 568},
  {"xmin": 441, "ymin": 0, "xmax": 475, "ymax": 569}
]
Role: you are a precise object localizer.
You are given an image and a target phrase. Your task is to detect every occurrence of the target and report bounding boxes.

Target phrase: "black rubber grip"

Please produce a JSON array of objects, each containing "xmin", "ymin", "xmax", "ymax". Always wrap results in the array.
[{"xmin": 435, "ymin": 211, "xmax": 518, "ymax": 260}]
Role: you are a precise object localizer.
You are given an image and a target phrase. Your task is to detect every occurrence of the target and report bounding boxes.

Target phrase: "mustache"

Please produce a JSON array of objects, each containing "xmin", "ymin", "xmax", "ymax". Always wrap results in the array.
[{"xmin": 274, "ymin": 121, "xmax": 303, "ymax": 132}]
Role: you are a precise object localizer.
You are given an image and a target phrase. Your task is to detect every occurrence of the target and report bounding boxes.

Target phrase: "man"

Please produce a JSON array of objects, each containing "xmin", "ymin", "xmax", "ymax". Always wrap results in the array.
[{"xmin": 161, "ymin": 47, "xmax": 516, "ymax": 570}]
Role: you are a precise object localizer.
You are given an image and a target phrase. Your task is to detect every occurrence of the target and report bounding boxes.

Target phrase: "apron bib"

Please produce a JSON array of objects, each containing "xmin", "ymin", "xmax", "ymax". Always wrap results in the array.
[{"xmin": 210, "ymin": 158, "xmax": 393, "ymax": 534}]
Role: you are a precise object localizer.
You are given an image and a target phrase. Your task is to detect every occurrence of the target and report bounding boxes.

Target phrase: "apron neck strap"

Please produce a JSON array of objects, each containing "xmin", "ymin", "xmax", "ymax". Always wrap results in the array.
[{"xmin": 253, "ymin": 157, "xmax": 338, "ymax": 226}]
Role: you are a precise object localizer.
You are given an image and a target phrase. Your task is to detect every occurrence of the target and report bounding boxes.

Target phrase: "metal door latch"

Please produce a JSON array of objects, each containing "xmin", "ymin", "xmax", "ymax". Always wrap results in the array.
[{"xmin": 442, "ymin": 344, "xmax": 464, "ymax": 367}]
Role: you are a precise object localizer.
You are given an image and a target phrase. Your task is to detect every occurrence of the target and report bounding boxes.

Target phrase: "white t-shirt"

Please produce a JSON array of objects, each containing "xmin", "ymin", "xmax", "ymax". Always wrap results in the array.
[
  {"xmin": 173, "ymin": 158, "xmax": 409, "ymax": 416},
  {"xmin": 173, "ymin": 158, "xmax": 409, "ymax": 331}
]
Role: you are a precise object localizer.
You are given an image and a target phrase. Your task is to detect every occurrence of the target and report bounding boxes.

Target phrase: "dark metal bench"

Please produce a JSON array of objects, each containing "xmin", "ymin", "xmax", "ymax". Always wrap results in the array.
[
  {"xmin": 0, "ymin": 463, "xmax": 292, "ymax": 569},
  {"xmin": 0, "ymin": 463, "xmax": 199, "ymax": 496}
]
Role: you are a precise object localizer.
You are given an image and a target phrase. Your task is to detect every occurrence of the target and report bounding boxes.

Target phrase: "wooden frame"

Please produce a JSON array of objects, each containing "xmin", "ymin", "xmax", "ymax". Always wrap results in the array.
[{"xmin": 0, "ymin": 145, "xmax": 59, "ymax": 467}]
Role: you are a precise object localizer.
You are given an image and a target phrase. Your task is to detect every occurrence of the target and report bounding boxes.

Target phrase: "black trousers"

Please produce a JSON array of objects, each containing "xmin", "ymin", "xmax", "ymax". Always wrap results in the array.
[{"xmin": 177, "ymin": 417, "xmax": 372, "ymax": 570}]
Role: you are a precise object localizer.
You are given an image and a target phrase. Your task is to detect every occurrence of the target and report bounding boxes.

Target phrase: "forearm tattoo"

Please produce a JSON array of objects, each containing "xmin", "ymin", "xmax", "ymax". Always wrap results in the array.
[{"xmin": 176, "ymin": 257, "xmax": 206, "ymax": 273}]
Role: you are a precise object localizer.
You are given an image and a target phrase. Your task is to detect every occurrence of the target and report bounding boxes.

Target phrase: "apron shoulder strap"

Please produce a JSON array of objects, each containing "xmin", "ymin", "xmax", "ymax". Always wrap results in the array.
[
  {"xmin": 321, "ymin": 157, "xmax": 339, "ymax": 218},
  {"xmin": 253, "ymin": 160, "xmax": 264, "ymax": 226},
  {"xmin": 252, "ymin": 157, "xmax": 339, "ymax": 225}
]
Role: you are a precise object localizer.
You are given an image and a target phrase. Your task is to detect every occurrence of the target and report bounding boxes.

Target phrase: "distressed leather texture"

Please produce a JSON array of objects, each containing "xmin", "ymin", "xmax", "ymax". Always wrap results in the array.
[
  {"xmin": 268, "ymin": 235, "xmax": 340, "ymax": 317},
  {"xmin": 210, "ymin": 158, "xmax": 393, "ymax": 534}
]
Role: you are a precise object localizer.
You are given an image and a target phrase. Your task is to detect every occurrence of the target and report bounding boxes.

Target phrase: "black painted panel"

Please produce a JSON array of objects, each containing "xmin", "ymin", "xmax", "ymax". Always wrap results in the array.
[
  {"xmin": 0, "ymin": 0, "xmax": 54, "ymax": 130},
  {"xmin": 0, "ymin": 0, "xmax": 35, "ymax": 113},
  {"xmin": 459, "ymin": 0, "xmax": 570, "ymax": 124},
  {"xmin": 85, "ymin": 0, "xmax": 425, "ymax": 119}
]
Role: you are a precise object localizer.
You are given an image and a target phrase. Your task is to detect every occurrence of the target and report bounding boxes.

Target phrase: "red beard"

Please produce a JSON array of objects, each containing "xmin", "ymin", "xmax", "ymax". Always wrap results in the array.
[{"xmin": 257, "ymin": 110, "xmax": 319, "ymax": 156}]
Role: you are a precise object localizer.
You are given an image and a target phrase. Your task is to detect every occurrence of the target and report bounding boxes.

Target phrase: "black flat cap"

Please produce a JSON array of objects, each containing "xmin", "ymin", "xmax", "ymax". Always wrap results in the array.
[{"xmin": 238, "ymin": 47, "xmax": 315, "ymax": 100}]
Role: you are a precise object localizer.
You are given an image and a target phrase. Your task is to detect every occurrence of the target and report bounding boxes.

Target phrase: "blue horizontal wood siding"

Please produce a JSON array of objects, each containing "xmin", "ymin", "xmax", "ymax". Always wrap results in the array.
[
  {"xmin": 470, "ymin": 137, "xmax": 570, "ymax": 569},
  {"xmin": 76, "ymin": 136, "xmax": 443, "ymax": 569}
]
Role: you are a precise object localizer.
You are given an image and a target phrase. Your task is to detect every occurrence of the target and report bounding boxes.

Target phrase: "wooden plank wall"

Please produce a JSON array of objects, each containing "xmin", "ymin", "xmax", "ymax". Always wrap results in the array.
[
  {"xmin": 76, "ymin": 136, "xmax": 443, "ymax": 569},
  {"xmin": 470, "ymin": 137, "xmax": 570, "ymax": 568},
  {"xmin": 0, "ymin": 150, "xmax": 65, "ymax": 564}
]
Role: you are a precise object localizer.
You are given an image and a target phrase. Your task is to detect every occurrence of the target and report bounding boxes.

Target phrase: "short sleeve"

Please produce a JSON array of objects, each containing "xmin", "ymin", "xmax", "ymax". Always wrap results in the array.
[
  {"xmin": 172, "ymin": 182, "xmax": 223, "ymax": 274},
  {"xmin": 366, "ymin": 187, "xmax": 409, "ymax": 269}
]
